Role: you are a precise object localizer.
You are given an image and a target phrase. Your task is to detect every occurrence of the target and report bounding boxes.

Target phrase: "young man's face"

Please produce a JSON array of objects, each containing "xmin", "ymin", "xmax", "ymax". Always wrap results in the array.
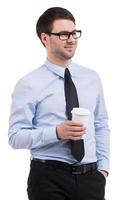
[{"xmin": 42, "ymin": 19, "xmax": 78, "ymax": 62}]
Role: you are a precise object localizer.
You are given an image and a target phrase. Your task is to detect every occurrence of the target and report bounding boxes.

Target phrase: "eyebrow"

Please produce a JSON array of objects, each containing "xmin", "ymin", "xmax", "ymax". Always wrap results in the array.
[{"xmin": 53, "ymin": 29, "xmax": 76, "ymax": 33}]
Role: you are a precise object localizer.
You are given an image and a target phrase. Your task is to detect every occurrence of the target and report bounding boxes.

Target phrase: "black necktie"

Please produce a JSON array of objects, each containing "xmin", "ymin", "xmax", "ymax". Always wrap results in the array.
[{"xmin": 64, "ymin": 68, "xmax": 85, "ymax": 162}]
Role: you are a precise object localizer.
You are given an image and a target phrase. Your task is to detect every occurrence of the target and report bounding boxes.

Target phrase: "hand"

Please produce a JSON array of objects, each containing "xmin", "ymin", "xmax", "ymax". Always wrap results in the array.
[
  {"xmin": 99, "ymin": 170, "xmax": 108, "ymax": 178},
  {"xmin": 56, "ymin": 120, "xmax": 86, "ymax": 140}
]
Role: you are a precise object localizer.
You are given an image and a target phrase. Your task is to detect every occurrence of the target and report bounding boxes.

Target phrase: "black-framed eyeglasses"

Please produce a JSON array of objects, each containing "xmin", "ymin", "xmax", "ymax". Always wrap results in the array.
[{"xmin": 45, "ymin": 30, "xmax": 82, "ymax": 40}]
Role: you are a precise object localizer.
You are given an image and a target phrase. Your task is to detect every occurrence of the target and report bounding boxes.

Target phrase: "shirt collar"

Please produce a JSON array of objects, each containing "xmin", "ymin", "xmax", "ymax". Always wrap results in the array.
[{"xmin": 44, "ymin": 58, "xmax": 75, "ymax": 78}]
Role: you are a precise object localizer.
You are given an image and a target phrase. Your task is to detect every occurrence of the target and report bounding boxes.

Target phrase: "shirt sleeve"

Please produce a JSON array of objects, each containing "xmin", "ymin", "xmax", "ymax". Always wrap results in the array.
[
  {"xmin": 8, "ymin": 79, "xmax": 58, "ymax": 150},
  {"xmin": 94, "ymin": 76, "xmax": 110, "ymax": 172}
]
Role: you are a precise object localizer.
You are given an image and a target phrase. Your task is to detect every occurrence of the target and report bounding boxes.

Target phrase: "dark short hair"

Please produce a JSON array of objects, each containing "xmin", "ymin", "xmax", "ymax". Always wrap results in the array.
[{"xmin": 36, "ymin": 7, "xmax": 76, "ymax": 40}]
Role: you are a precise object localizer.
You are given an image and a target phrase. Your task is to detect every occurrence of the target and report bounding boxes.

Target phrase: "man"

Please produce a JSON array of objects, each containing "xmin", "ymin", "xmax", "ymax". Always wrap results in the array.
[{"xmin": 8, "ymin": 7, "xmax": 110, "ymax": 200}]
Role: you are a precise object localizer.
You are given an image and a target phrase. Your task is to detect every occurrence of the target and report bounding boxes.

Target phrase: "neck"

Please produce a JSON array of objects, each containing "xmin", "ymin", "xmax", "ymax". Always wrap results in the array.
[{"xmin": 47, "ymin": 56, "xmax": 71, "ymax": 68}]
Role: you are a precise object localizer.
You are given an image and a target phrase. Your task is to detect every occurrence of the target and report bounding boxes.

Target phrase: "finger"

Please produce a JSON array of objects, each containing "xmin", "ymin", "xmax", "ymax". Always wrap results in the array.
[
  {"xmin": 66, "ymin": 120, "xmax": 84, "ymax": 127},
  {"xmin": 70, "ymin": 126, "xmax": 86, "ymax": 132},
  {"xmin": 69, "ymin": 135, "xmax": 84, "ymax": 140},
  {"xmin": 68, "ymin": 130, "xmax": 86, "ymax": 137}
]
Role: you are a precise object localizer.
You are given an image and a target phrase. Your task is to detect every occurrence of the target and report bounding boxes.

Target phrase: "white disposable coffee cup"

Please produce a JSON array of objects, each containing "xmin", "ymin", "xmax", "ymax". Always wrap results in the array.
[{"xmin": 71, "ymin": 107, "xmax": 91, "ymax": 139}]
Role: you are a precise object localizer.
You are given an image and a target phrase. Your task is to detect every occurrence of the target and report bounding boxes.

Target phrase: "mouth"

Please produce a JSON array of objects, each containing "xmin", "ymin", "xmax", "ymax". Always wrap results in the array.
[{"xmin": 64, "ymin": 45, "xmax": 75, "ymax": 51}]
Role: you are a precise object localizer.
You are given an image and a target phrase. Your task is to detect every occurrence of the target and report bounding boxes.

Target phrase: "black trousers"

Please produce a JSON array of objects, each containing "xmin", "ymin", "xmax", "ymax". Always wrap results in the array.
[{"xmin": 27, "ymin": 160, "xmax": 106, "ymax": 200}]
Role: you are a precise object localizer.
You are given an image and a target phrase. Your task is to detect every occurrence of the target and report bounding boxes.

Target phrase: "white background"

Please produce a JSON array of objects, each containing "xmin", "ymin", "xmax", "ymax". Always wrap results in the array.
[{"xmin": 0, "ymin": 0, "xmax": 133, "ymax": 199}]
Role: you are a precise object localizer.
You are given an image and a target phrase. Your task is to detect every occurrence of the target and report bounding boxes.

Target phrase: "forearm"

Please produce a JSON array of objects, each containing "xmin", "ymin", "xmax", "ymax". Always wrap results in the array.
[
  {"xmin": 8, "ymin": 126, "xmax": 58, "ymax": 149},
  {"xmin": 96, "ymin": 130, "xmax": 110, "ymax": 172}
]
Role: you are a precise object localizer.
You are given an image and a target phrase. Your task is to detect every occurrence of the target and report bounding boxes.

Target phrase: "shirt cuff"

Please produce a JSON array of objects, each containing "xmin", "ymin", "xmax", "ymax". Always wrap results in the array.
[
  {"xmin": 42, "ymin": 126, "xmax": 59, "ymax": 144},
  {"xmin": 97, "ymin": 159, "xmax": 109, "ymax": 174}
]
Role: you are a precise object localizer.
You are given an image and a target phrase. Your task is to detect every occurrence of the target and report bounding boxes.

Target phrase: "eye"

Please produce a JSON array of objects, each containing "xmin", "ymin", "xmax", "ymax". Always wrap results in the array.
[
  {"xmin": 59, "ymin": 32, "xmax": 69, "ymax": 36},
  {"xmin": 72, "ymin": 32, "xmax": 77, "ymax": 36}
]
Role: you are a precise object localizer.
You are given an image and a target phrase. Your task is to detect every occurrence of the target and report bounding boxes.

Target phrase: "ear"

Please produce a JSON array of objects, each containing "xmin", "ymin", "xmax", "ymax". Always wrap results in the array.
[{"xmin": 40, "ymin": 33, "xmax": 48, "ymax": 46}]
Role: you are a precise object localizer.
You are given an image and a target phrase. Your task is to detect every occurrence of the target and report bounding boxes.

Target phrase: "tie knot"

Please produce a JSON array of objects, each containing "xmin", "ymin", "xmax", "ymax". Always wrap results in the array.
[{"xmin": 65, "ymin": 68, "xmax": 71, "ymax": 78}]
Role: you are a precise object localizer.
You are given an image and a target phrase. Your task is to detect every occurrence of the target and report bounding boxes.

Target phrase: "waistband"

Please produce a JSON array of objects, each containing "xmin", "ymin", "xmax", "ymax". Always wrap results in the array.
[{"xmin": 31, "ymin": 158, "xmax": 97, "ymax": 175}]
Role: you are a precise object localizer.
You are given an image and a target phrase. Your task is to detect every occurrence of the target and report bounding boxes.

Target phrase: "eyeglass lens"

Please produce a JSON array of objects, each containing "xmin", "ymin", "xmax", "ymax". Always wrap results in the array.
[{"xmin": 60, "ymin": 31, "xmax": 81, "ymax": 40}]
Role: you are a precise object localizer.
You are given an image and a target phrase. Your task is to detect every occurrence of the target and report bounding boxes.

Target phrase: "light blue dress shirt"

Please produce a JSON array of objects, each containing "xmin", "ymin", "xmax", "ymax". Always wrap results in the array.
[{"xmin": 8, "ymin": 59, "xmax": 110, "ymax": 171}]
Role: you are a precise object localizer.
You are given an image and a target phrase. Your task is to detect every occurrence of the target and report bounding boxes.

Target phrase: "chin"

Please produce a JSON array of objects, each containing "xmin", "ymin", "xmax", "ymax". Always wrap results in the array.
[
  {"xmin": 65, "ymin": 52, "xmax": 75, "ymax": 59},
  {"xmin": 64, "ymin": 54, "xmax": 74, "ymax": 60}
]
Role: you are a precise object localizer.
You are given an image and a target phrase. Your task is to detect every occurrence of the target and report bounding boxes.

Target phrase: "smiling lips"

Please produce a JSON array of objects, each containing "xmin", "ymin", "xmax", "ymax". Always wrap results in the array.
[{"xmin": 64, "ymin": 45, "xmax": 75, "ymax": 51}]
